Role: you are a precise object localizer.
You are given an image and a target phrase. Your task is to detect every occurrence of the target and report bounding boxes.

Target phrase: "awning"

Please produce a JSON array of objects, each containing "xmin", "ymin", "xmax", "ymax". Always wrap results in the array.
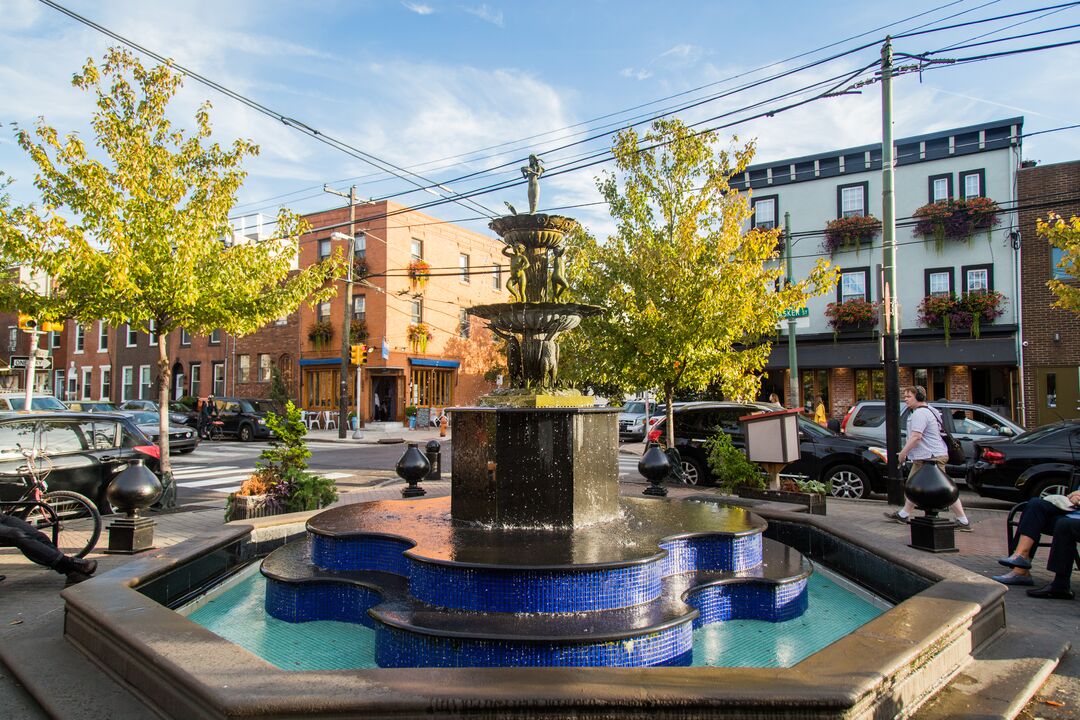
[
  {"xmin": 766, "ymin": 335, "xmax": 1018, "ymax": 369},
  {"xmin": 409, "ymin": 358, "xmax": 461, "ymax": 369},
  {"xmin": 298, "ymin": 358, "xmax": 342, "ymax": 367}
]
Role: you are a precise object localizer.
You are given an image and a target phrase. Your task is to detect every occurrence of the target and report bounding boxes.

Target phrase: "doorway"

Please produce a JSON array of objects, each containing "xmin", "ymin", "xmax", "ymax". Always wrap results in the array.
[
  {"xmin": 371, "ymin": 376, "xmax": 397, "ymax": 421},
  {"xmin": 1036, "ymin": 366, "xmax": 1080, "ymax": 427}
]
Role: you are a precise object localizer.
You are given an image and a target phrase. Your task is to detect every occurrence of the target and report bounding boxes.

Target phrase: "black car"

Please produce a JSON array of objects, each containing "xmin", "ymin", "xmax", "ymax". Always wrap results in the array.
[
  {"xmin": 648, "ymin": 401, "xmax": 888, "ymax": 498},
  {"xmin": 969, "ymin": 421, "xmax": 1080, "ymax": 501},
  {"xmin": 213, "ymin": 397, "xmax": 283, "ymax": 442},
  {"xmin": 118, "ymin": 399, "xmax": 198, "ymax": 428},
  {"xmin": 0, "ymin": 412, "xmax": 170, "ymax": 513}
]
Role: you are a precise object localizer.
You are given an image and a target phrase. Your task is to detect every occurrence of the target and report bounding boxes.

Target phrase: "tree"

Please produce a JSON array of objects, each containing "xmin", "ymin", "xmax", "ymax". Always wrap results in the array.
[
  {"xmin": 0, "ymin": 48, "xmax": 341, "ymax": 484},
  {"xmin": 1041, "ymin": 212, "xmax": 1080, "ymax": 314},
  {"xmin": 563, "ymin": 119, "xmax": 836, "ymax": 445}
]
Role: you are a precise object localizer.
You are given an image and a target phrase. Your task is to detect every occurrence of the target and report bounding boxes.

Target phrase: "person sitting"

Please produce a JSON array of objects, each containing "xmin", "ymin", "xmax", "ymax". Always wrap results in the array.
[
  {"xmin": 0, "ymin": 513, "xmax": 98, "ymax": 585},
  {"xmin": 993, "ymin": 491, "xmax": 1080, "ymax": 599}
]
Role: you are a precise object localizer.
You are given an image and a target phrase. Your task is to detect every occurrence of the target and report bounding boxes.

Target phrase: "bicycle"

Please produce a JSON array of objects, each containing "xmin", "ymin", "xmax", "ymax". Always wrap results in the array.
[
  {"xmin": 0, "ymin": 446, "xmax": 102, "ymax": 558},
  {"xmin": 200, "ymin": 418, "xmax": 225, "ymax": 442}
]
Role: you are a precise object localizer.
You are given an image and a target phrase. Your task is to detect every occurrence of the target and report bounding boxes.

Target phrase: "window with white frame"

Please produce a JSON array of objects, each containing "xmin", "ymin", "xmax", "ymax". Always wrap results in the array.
[
  {"xmin": 459, "ymin": 309, "xmax": 470, "ymax": 338},
  {"xmin": 148, "ymin": 319, "xmax": 158, "ymax": 345},
  {"xmin": 81, "ymin": 367, "xmax": 92, "ymax": 400},
  {"xmin": 492, "ymin": 264, "xmax": 501, "ymax": 290},
  {"xmin": 352, "ymin": 295, "xmax": 366, "ymax": 321},
  {"xmin": 122, "ymin": 366, "xmax": 134, "ymax": 401},
  {"xmin": 751, "ymin": 196, "xmax": 777, "ymax": 229},
  {"xmin": 929, "ymin": 174, "xmax": 951, "ymax": 203},
  {"xmin": 318, "ymin": 238, "xmax": 331, "ymax": 261},
  {"xmin": 838, "ymin": 183, "xmax": 866, "ymax": 218},
  {"xmin": 410, "ymin": 238, "xmax": 423, "ymax": 261},
  {"xmin": 238, "ymin": 355, "xmax": 251, "ymax": 383},
  {"xmin": 964, "ymin": 265, "xmax": 992, "ymax": 293},
  {"xmin": 212, "ymin": 362, "xmax": 225, "ymax": 396},
  {"xmin": 100, "ymin": 367, "xmax": 111, "ymax": 401},
  {"xmin": 126, "ymin": 322, "xmax": 137, "ymax": 347},
  {"xmin": 180, "ymin": 328, "xmax": 191, "ymax": 346},
  {"xmin": 354, "ymin": 232, "xmax": 366, "ymax": 259},
  {"xmin": 139, "ymin": 365, "xmax": 151, "ymax": 399},
  {"xmin": 926, "ymin": 269, "xmax": 953, "ymax": 296},
  {"xmin": 54, "ymin": 370, "xmax": 64, "ymax": 399},
  {"xmin": 50, "ymin": 331, "xmax": 60, "ymax": 349},
  {"xmin": 258, "ymin": 353, "xmax": 271, "ymax": 382},
  {"xmin": 189, "ymin": 363, "xmax": 201, "ymax": 398},
  {"xmin": 97, "ymin": 321, "xmax": 108, "ymax": 351},
  {"xmin": 459, "ymin": 253, "xmax": 470, "ymax": 283},
  {"xmin": 74, "ymin": 323, "xmax": 85, "ymax": 352},
  {"xmin": 410, "ymin": 299, "xmax": 423, "ymax": 324},
  {"xmin": 961, "ymin": 170, "xmax": 984, "ymax": 199},
  {"xmin": 317, "ymin": 302, "xmax": 331, "ymax": 323},
  {"xmin": 209, "ymin": 329, "xmax": 221, "ymax": 345},
  {"xmin": 839, "ymin": 268, "xmax": 869, "ymax": 303}
]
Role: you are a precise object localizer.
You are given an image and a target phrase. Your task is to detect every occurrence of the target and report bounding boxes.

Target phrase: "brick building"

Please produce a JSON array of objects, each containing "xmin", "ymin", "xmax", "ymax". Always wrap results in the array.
[{"xmin": 1017, "ymin": 160, "xmax": 1080, "ymax": 427}]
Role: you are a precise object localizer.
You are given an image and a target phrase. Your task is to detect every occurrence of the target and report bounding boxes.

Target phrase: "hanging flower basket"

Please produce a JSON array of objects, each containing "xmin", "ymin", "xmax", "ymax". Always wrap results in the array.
[
  {"xmin": 962, "ymin": 290, "xmax": 1006, "ymax": 339},
  {"xmin": 307, "ymin": 320, "xmax": 335, "ymax": 347},
  {"xmin": 350, "ymin": 318, "xmax": 369, "ymax": 343},
  {"xmin": 823, "ymin": 215, "xmax": 882, "ymax": 254},
  {"xmin": 407, "ymin": 260, "xmax": 431, "ymax": 291},
  {"xmin": 352, "ymin": 257, "xmax": 370, "ymax": 280},
  {"xmin": 407, "ymin": 323, "xmax": 433, "ymax": 353},
  {"xmin": 917, "ymin": 291, "xmax": 1004, "ymax": 344},
  {"xmin": 824, "ymin": 298, "xmax": 879, "ymax": 333},
  {"xmin": 913, "ymin": 197, "xmax": 1001, "ymax": 252}
]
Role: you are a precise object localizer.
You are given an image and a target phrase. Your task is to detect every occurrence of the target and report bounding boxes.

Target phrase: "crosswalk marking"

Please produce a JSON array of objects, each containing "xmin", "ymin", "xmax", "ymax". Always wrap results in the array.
[
  {"xmin": 177, "ymin": 474, "xmax": 254, "ymax": 488},
  {"xmin": 207, "ymin": 485, "xmax": 241, "ymax": 493},
  {"xmin": 322, "ymin": 472, "xmax": 351, "ymax": 480},
  {"xmin": 172, "ymin": 465, "xmax": 239, "ymax": 477}
]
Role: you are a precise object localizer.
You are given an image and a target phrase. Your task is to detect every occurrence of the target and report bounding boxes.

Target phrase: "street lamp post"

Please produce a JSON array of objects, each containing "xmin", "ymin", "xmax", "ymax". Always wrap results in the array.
[{"xmin": 325, "ymin": 185, "xmax": 360, "ymax": 440}]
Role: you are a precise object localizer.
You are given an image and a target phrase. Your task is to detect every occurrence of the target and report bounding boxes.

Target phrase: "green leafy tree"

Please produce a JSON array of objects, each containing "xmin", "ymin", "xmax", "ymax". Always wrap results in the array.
[
  {"xmin": 0, "ymin": 48, "xmax": 341, "ymax": 482},
  {"xmin": 1041, "ymin": 213, "xmax": 1080, "ymax": 314},
  {"xmin": 563, "ymin": 119, "xmax": 837, "ymax": 445},
  {"xmin": 258, "ymin": 401, "xmax": 311, "ymax": 476}
]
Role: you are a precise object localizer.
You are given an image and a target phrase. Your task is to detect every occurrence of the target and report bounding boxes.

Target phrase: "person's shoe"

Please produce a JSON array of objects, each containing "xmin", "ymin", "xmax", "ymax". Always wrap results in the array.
[
  {"xmin": 64, "ymin": 571, "xmax": 93, "ymax": 586},
  {"xmin": 991, "ymin": 572, "xmax": 1034, "ymax": 586},
  {"xmin": 997, "ymin": 554, "xmax": 1032, "ymax": 570},
  {"xmin": 954, "ymin": 519, "xmax": 974, "ymax": 532},
  {"xmin": 883, "ymin": 510, "xmax": 910, "ymax": 524},
  {"xmin": 68, "ymin": 558, "xmax": 97, "ymax": 576},
  {"xmin": 1026, "ymin": 584, "xmax": 1074, "ymax": 600}
]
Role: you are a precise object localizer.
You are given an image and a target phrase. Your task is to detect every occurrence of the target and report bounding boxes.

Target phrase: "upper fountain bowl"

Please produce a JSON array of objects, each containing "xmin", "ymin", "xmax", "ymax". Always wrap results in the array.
[{"xmin": 489, "ymin": 214, "xmax": 580, "ymax": 248}]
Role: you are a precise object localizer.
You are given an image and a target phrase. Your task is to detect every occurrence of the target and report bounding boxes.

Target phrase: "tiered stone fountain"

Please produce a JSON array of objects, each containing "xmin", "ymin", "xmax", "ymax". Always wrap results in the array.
[{"xmin": 260, "ymin": 159, "xmax": 812, "ymax": 667}]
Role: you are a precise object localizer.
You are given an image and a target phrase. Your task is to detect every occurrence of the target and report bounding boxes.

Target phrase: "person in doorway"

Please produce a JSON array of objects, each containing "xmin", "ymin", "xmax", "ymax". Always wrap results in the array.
[
  {"xmin": 373, "ymin": 392, "xmax": 382, "ymax": 422},
  {"xmin": 812, "ymin": 395, "xmax": 828, "ymax": 427},
  {"xmin": 884, "ymin": 385, "xmax": 972, "ymax": 531},
  {"xmin": 0, "ymin": 514, "xmax": 98, "ymax": 585},
  {"xmin": 993, "ymin": 491, "xmax": 1080, "ymax": 598}
]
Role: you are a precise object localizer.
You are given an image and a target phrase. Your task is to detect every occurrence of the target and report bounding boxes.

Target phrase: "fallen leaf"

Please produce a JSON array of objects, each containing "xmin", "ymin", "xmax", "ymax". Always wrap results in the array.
[
  {"xmin": 1044, "ymin": 700, "xmax": 1065, "ymax": 707},
  {"xmin": 8, "ymin": 619, "xmax": 23, "ymax": 625}
]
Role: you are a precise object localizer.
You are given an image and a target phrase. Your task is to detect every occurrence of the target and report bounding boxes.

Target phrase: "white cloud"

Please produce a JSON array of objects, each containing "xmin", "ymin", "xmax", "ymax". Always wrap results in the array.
[
  {"xmin": 620, "ymin": 67, "xmax": 653, "ymax": 81},
  {"xmin": 462, "ymin": 4, "xmax": 504, "ymax": 27},
  {"xmin": 657, "ymin": 44, "xmax": 704, "ymax": 67},
  {"xmin": 402, "ymin": 2, "xmax": 435, "ymax": 15}
]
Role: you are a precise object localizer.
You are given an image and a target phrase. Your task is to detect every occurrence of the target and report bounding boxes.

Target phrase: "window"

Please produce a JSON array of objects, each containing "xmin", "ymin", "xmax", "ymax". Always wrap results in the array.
[
  {"xmin": 410, "ymin": 238, "xmax": 423, "ymax": 261},
  {"xmin": 751, "ymin": 195, "xmax": 778, "ymax": 229},
  {"xmin": 354, "ymin": 232, "xmax": 366, "ymax": 259},
  {"xmin": 53, "ymin": 370, "xmax": 64, "ymax": 399},
  {"xmin": 459, "ymin": 253, "xmax": 470, "ymax": 283},
  {"xmin": 1051, "ymin": 246, "xmax": 1069, "ymax": 280},
  {"xmin": 148, "ymin": 319, "xmax": 157, "ymax": 345},
  {"xmin": 352, "ymin": 295, "xmax": 366, "ymax": 321},
  {"xmin": 100, "ymin": 367, "xmax": 111, "ymax": 401},
  {"xmin": 97, "ymin": 321, "xmax": 108, "ymax": 352},
  {"xmin": 837, "ymin": 267, "xmax": 870, "ymax": 303},
  {"xmin": 81, "ymin": 367, "xmax": 92, "ymax": 400},
  {"xmin": 928, "ymin": 174, "xmax": 952, "ymax": 203},
  {"xmin": 924, "ymin": 267, "xmax": 954, "ymax": 297},
  {"xmin": 854, "ymin": 369, "xmax": 885, "ymax": 401},
  {"xmin": 492, "ymin": 264, "xmax": 501, "ymax": 290},
  {"xmin": 180, "ymin": 328, "xmax": 191, "ymax": 346},
  {"xmin": 122, "ymin": 366, "xmax": 134, "ymax": 402},
  {"xmin": 960, "ymin": 169, "xmax": 985, "ymax": 199},
  {"xmin": 238, "ymin": 355, "xmax": 251, "ymax": 383},
  {"xmin": 39, "ymin": 421, "xmax": 87, "ymax": 455},
  {"xmin": 410, "ymin": 299, "xmax": 423, "ymax": 324},
  {"xmin": 913, "ymin": 368, "xmax": 948, "ymax": 402},
  {"xmin": 139, "ymin": 365, "xmax": 151, "ymax": 400},
  {"xmin": 74, "ymin": 323, "xmax": 85, "ymax": 352},
  {"xmin": 258, "ymin": 353, "xmax": 271, "ymax": 382},
  {"xmin": 209, "ymin": 329, "xmax": 222, "ymax": 345},
  {"xmin": 963, "ymin": 264, "xmax": 993, "ymax": 293},
  {"xmin": 190, "ymin": 363, "xmax": 202, "ymax": 398},
  {"xmin": 50, "ymin": 331, "xmax": 60, "ymax": 349},
  {"xmin": 126, "ymin": 322, "xmax": 137, "ymax": 347},
  {"xmin": 1047, "ymin": 372, "xmax": 1057, "ymax": 408},
  {"xmin": 317, "ymin": 302, "xmax": 331, "ymax": 323},
  {"xmin": 949, "ymin": 407, "xmax": 1009, "ymax": 437},
  {"xmin": 212, "ymin": 362, "xmax": 225, "ymax": 396},
  {"xmin": 8, "ymin": 327, "xmax": 17, "ymax": 352},
  {"xmin": 800, "ymin": 369, "xmax": 829, "ymax": 412},
  {"xmin": 318, "ymin": 238, "xmax": 331, "ymax": 261},
  {"xmin": 459, "ymin": 309, "xmax": 470, "ymax": 338},
  {"xmin": 837, "ymin": 182, "xmax": 868, "ymax": 218}
]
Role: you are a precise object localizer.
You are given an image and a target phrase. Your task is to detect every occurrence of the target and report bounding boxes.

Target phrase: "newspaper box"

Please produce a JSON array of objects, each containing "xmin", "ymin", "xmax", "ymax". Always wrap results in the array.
[{"xmin": 739, "ymin": 408, "xmax": 801, "ymax": 489}]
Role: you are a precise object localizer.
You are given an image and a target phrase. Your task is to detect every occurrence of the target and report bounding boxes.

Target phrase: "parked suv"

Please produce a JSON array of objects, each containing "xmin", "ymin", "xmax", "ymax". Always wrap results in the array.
[
  {"xmin": 212, "ymin": 398, "xmax": 283, "ymax": 441},
  {"xmin": 648, "ymin": 401, "xmax": 888, "ymax": 498},
  {"xmin": 618, "ymin": 401, "xmax": 665, "ymax": 442},
  {"xmin": 840, "ymin": 400, "xmax": 1022, "ymax": 481}
]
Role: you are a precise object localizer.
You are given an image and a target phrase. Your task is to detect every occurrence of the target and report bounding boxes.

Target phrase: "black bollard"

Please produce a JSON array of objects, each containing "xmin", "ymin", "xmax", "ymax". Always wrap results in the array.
[
  {"xmin": 105, "ymin": 458, "xmax": 163, "ymax": 554},
  {"xmin": 397, "ymin": 442, "xmax": 430, "ymax": 498},
  {"xmin": 905, "ymin": 462, "xmax": 959, "ymax": 553},
  {"xmin": 639, "ymin": 443, "xmax": 671, "ymax": 497},
  {"xmin": 425, "ymin": 440, "xmax": 441, "ymax": 480}
]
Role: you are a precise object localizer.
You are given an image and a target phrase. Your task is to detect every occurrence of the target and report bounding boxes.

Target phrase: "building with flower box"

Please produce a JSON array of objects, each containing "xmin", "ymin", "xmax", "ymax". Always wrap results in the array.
[{"xmin": 735, "ymin": 118, "xmax": 1023, "ymax": 423}]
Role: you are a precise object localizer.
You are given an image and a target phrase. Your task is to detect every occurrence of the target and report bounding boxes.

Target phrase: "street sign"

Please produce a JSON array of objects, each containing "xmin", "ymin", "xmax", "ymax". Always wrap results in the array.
[
  {"xmin": 781, "ymin": 307, "xmax": 809, "ymax": 319},
  {"xmin": 9, "ymin": 355, "xmax": 52, "ymax": 370}
]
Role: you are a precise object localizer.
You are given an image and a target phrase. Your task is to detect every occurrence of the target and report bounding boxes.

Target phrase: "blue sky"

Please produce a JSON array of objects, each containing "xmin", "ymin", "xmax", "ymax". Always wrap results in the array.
[{"xmin": 2, "ymin": 0, "xmax": 1079, "ymax": 238}]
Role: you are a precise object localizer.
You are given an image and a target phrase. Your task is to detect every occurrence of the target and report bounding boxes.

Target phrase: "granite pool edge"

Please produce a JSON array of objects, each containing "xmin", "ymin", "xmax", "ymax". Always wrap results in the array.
[{"xmin": 60, "ymin": 507, "xmax": 1006, "ymax": 719}]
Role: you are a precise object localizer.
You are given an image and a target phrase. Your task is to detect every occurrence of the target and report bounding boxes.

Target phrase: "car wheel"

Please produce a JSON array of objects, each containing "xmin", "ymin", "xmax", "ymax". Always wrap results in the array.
[
  {"xmin": 825, "ymin": 464, "xmax": 868, "ymax": 499},
  {"xmin": 1028, "ymin": 475, "xmax": 1071, "ymax": 499},
  {"xmin": 238, "ymin": 424, "xmax": 254, "ymax": 442},
  {"xmin": 680, "ymin": 455, "xmax": 708, "ymax": 486}
]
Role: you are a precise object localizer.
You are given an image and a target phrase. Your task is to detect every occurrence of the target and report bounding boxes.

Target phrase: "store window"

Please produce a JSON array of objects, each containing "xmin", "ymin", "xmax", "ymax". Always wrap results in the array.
[
  {"xmin": 800, "ymin": 369, "xmax": 829, "ymax": 412},
  {"xmin": 854, "ymin": 368, "xmax": 885, "ymax": 401}
]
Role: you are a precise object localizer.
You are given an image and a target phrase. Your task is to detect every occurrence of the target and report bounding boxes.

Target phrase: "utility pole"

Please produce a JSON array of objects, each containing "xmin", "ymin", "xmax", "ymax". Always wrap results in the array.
[
  {"xmin": 881, "ymin": 38, "xmax": 904, "ymax": 506},
  {"xmin": 785, "ymin": 212, "xmax": 799, "ymax": 408},
  {"xmin": 325, "ymin": 184, "xmax": 360, "ymax": 439},
  {"xmin": 22, "ymin": 330, "xmax": 44, "ymax": 408}
]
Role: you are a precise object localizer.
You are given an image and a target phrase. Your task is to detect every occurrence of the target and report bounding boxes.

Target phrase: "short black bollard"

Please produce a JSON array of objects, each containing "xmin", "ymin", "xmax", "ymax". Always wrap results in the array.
[
  {"xmin": 639, "ymin": 443, "xmax": 670, "ymax": 497},
  {"xmin": 397, "ymin": 442, "xmax": 430, "ymax": 498},
  {"xmin": 104, "ymin": 458, "xmax": 163, "ymax": 554},
  {"xmin": 905, "ymin": 462, "xmax": 959, "ymax": 553},
  {"xmin": 425, "ymin": 440, "xmax": 441, "ymax": 480}
]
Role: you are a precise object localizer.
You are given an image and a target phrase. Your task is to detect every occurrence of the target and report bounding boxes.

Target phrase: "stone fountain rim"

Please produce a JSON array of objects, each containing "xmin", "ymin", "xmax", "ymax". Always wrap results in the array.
[
  {"xmin": 488, "ymin": 213, "xmax": 581, "ymax": 235},
  {"xmin": 467, "ymin": 300, "xmax": 604, "ymax": 317}
]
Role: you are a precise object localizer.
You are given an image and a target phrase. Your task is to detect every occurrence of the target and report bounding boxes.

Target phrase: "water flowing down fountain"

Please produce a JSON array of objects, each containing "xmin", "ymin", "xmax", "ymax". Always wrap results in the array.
[{"xmin": 260, "ymin": 158, "xmax": 813, "ymax": 667}]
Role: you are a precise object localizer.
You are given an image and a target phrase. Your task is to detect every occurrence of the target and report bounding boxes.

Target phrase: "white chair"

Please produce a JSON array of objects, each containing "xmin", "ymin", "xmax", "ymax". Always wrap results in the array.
[
  {"xmin": 321, "ymin": 410, "xmax": 337, "ymax": 430},
  {"xmin": 303, "ymin": 411, "xmax": 320, "ymax": 430}
]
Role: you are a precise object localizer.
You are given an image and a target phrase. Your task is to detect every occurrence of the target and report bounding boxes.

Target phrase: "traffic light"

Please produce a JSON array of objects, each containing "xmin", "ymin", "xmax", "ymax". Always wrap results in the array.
[
  {"xmin": 41, "ymin": 320, "xmax": 64, "ymax": 333},
  {"xmin": 360, "ymin": 344, "xmax": 370, "ymax": 365},
  {"xmin": 17, "ymin": 313, "xmax": 37, "ymax": 331},
  {"xmin": 350, "ymin": 344, "xmax": 362, "ymax": 365}
]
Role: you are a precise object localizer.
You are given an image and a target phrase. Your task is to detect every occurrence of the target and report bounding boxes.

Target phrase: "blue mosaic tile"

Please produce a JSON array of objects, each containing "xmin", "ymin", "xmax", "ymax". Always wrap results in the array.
[
  {"xmin": 265, "ymin": 578, "xmax": 380, "ymax": 628},
  {"xmin": 311, "ymin": 535, "xmax": 410, "ymax": 575},
  {"xmin": 659, "ymin": 534, "xmax": 762, "ymax": 575},
  {"xmin": 687, "ymin": 578, "xmax": 809, "ymax": 628},
  {"xmin": 407, "ymin": 559, "xmax": 662, "ymax": 613},
  {"xmin": 374, "ymin": 622, "xmax": 694, "ymax": 668}
]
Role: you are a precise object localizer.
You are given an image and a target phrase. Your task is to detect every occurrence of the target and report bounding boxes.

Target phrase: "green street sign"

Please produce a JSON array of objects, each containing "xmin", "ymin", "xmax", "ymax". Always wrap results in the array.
[{"xmin": 781, "ymin": 307, "xmax": 809, "ymax": 319}]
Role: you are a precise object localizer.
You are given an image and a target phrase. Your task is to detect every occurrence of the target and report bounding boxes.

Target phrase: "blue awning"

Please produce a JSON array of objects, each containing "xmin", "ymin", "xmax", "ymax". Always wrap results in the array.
[
  {"xmin": 409, "ymin": 358, "xmax": 461, "ymax": 369},
  {"xmin": 299, "ymin": 358, "xmax": 343, "ymax": 366}
]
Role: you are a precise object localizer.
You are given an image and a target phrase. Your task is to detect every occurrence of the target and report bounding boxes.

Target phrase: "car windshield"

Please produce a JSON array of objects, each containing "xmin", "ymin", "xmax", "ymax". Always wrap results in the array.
[
  {"xmin": 623, "ymin": 402, "xmax": 646, "ymax": 414},
  {"xmin": 7, "ymin": 396, "xmax": 68, "ymax": 411},
  {"xmin": 129, "ymin": 411, "xmax": 161, "ymax": 425},
  {"xmin": 168, "ymin": 402, "xmax": 189, "ymax": 413},
  {"xmin": 243, "ymin": 400, "xmax": 282, "ymax": 414},
  {"xmin": 1012, "ymin": 424, "xmax": 1071, "ymax": 445},
  {"xmin": 798, "ymin": 417, "xmax": 836, "ymax": 437}
]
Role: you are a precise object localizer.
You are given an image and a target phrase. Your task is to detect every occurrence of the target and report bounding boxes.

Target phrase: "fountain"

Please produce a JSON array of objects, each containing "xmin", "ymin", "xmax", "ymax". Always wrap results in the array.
[{"xmin": 258, "ymin": 160, "xmax": 812, "ymax": 667}]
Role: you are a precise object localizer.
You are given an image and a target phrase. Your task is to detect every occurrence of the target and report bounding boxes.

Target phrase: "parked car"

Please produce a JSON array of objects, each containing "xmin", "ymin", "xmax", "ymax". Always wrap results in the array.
[
  {"xmin": 840, "ymin": 400, "xmax": 1022, "ymax": 481},
  {"xmin": 647, "ymin": 401, "xmax": 888, "ymax": 498},
  {"xmin": 118, "ymin": 399, "xmax": 197, "ymax": 427},
  {"xmin": 64, "ymin": 401, "xmax": 118, "ymax": 413},
  {"xmin": 211, "ymin": 397, "xmax": 283, "ymax": 441},
  {"xmin": 618, "ymin": 401, "xmax": 666, "ymax": 442},
  {"xmin": 0, "ymin": 393, "xmax": 68, "ymax": 411},
  {"xmin": 969, "ymin": 420, "xmax": 1080, "ymax": 501},
  {"xmin": 118, "ymin": 410, "xmax": 200, "ymax": 454},
  {"xmin": 0, "ymin": 411, "xmax": 165, "ymax": 513}
]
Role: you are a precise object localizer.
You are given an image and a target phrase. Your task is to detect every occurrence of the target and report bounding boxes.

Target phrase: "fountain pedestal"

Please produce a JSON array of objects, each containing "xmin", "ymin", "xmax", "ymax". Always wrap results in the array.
[{"xmin": 451, "ymin": 406, "xmax": 620, "ymax": 528}]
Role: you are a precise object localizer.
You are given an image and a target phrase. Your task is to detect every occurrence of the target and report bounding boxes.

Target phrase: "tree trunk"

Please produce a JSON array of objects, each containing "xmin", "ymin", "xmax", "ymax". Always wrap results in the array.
[
  {"xmin": 157, "ymin": 333, "xmax": 172, "ymax": 478},
  {"xmin": 664, "ymin": 387, "xmax": 675, "ymax": 449}
]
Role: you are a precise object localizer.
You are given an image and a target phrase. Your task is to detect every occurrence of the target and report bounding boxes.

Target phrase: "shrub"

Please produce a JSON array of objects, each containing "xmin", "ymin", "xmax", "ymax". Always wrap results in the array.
[{"xmin": 704, "ymin": 431, "xmax": 765, "ymax": 493}]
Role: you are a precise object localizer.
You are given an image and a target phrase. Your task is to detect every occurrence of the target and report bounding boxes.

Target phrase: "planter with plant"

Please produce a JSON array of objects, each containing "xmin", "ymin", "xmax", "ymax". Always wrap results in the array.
[
  {"xmin": 307, "ymin": 320, "xmax": 334, "ymax": 347},
  {"xmin": 913, "ymin": 196, "xmax": 1001, "ymax": 252},
  {"xmin": 407, "ymin": 323, "xmax": 433, "ymax": 353},
  {"xmin": 407, "ymin": 260, "xmax": 431, "ymax": 291},
  {"xmin": 961, "ymin": 290, "xmax": 1006, "ymax": 339},
  {"xmin": 350, "ymin": 318, "xmax": 369, "ymax": 343},
  {"xmin": 704, "ymin": 431, "xmax": 826, "ymax": 514},
  {"xmin": 917, "ymin": 291, "xmax": 1005, "ymax": 344},
  {"xmin": 823, "ymin": 214, "xmax": 882, "ymax": 255},
  {"xmin": 824, "ymin": 297, "xmax": 879, "ymax": 334},
  {"xmin": 405, "ymin": 404, "xmax": 418, "ymax": 429}
]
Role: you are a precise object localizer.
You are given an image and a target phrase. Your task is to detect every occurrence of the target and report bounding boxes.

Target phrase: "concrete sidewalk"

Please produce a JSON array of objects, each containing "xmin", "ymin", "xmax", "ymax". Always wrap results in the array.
[
  {"xmin": 1, "ymin": 475, "xmax": 1077, "ymax": 718},
  {"xmin": 306, "ymin": 421, "xmax": 449, "ymax": 445}
]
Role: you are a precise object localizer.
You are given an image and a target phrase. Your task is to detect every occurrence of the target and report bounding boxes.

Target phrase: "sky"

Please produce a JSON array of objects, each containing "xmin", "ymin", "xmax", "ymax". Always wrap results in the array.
[{"xmin": 2, "ymin": 0, "xmax": 1080, "ymax": 240}]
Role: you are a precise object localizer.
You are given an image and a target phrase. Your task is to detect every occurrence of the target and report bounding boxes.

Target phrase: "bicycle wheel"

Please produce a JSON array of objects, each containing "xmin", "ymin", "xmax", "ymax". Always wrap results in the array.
[{"xmin": 37, "ymin": 491, "xmax": 102, "ymax": 558}]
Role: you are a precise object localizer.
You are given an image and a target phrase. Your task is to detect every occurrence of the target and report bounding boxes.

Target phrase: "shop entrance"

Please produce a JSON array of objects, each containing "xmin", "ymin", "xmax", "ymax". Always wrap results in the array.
[
  {"xmin": 1036, "ymin": 366, "xmax": 1080, "ymax": 427},
  {"xmin": 371, "ymin": 376, "xmax": 398, "ymax": 421}
]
